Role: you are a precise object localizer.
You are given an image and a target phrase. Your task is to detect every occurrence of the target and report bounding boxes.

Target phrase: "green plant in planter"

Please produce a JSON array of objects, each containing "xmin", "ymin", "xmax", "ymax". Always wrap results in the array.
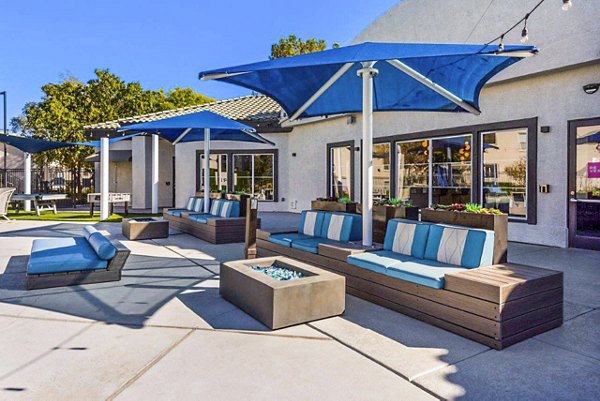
[
  {"xmin": 337, "ymin": 196, "xmax": 352, "ymax": 204},
  {"xmin": 465, "ymin": 203, "xmax": 483, "ymax": 213}
]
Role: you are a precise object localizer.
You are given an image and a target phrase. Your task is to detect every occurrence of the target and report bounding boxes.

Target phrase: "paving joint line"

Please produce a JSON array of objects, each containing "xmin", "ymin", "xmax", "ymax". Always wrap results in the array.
[
  {"xmin": 106, "ymin": 329, "xmax": 195, "ymax": 401},
  {"xmin": 306, "ymin": 323, "xmax": 444, "ymax": 400},
  {"xmin": 530, "ymin": 337, "xmax": 600, "ymax": 363}
]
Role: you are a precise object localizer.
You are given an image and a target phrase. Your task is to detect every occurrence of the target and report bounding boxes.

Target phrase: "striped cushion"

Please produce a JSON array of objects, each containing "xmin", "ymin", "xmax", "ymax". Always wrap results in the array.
[
  {"xmin": 424, "ymin": 225, "xmax": 494, "ymax": 268},
  {"xmin": 185, "ymin": 197, "xmax": 195, "ymax": 210},
  {"xmin": 321, "ymin": 213, "xmax": 354, "ymax": 241},
  {"xmin": 383, "ymin": 220, "xmax": 430, "ymax": 259},
  {"xmin": 192, "ymin": 198, "xmax": 204, "ymax": 212},
  {"xmin": 219, "ymin": 201, "xmax": 232, "ymax": 217},
  {"xmin": 298, "ymin": 211, "xmax": 324, "ymax": 236},
  {"xmin": 210, "ymin": 199, "xmax": 222, "ymax": 216}
]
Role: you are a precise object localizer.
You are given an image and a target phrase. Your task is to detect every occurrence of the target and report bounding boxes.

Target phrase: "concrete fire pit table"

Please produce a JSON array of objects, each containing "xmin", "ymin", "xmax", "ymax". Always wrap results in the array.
[
  {"xmin": 220, "ymin": 256, "xmax": 345, "ymax": 329},
  {"xmin": 122, "ymin": 217, "xmax": 169, "ymax": 240}
]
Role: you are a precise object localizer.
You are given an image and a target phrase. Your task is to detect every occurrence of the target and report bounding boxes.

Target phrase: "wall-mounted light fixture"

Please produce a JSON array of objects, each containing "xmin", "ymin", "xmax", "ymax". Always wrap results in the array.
[
  {"xmin": 291, "ymin": 152, "xmax": 297, "ymax": 157},
  {"xmin": 346, "ymin": 115, "xmax": 356, "ymax": 125},
  {"xmin": 540, "ymin": 126, "xmax": 551, "ymax": 133},
  {"xmin": 583, "ymin": 83, "xmax": 600, "ymax": 95}
]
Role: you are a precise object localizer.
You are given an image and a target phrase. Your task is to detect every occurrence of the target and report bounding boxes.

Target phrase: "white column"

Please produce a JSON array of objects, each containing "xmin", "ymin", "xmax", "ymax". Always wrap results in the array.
[
  {"xmin": 100, "ymin": 137, "xmax": 109, "ymax": 220},
  {"xmin": 152, "ymin": 134, "xmax": 159, "ymax": 214},
  {"xmin": 357, "ymin": 62, "xmax": 378, "ymax": 246},
  {"xmin": 24, "ymin": 152, "xmax": 31, "ymax": 212},
  {"xmin": 203, "ymin": 128, "xmax": 210, "ymax": 213}
]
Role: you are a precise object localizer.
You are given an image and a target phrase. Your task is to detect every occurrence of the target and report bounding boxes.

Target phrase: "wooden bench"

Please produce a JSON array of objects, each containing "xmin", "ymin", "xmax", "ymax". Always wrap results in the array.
[
  {"xmin": 164, "ymin": 211, "xmax": 260, "ymax": 244},
  {"xmin": 256, "ymin": 229, "xmax": 563, "ymax": 350}
]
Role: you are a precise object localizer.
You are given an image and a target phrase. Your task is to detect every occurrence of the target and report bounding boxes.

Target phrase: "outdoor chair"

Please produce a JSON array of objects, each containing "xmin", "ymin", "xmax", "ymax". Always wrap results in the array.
[
  {"xmin": 0, "ymin": 187, "xmax": 16, "ymax": 220},
  {"xmin": 26, "ymin": 225, "xmax": 130, "ymax": 290}
]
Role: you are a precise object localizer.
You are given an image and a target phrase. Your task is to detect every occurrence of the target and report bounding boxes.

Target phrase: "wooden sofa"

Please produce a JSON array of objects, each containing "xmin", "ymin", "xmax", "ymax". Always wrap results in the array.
[
  {"xmin": 26, "ymin": 225, "xmax": 130, "ymax": 290},
  {"xmin": 256, "ymin": 212, "xmax": 563, "ymax": 350},
  {"xmin": 163, "ymin": 195, "xmax": 260, "ymax": 244}
]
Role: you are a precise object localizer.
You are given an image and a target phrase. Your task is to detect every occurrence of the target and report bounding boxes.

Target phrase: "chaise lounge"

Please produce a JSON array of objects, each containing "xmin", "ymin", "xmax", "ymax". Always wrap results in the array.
[
  {"xmin": 257, "ymin": 213, "xmax": 563, "ymax": 350},
  {"xmin": 26, "ymin": 226, "xmax": 130, "ymax": 290}
]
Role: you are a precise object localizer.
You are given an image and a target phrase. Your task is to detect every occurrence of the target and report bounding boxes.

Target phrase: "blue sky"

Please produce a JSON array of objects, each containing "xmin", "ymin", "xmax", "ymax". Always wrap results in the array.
[{"xmin": 0, "ymin": 0, "xmax": 400, "ymax": 126}]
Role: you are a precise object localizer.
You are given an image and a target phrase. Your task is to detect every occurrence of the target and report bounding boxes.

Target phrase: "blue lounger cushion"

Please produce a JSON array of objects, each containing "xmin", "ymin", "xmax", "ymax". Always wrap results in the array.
[
  {"xmin": 27, "ymin": 237, "xmax": 108, "ymax": 275},
  {"xmin": 321, "ymin": 212, "xmax": 358, "ymax": 242},
  {"xmin": 186, "ymin": 213, "xmax": 209, "ymax": 223},
  {"xmin": 290, "ymin": 237, "xmax": 338, "ymax": 254},
  {"xmin": 383, "ymin": 219, "xmax": 431, "ymax": 259},
  {"xmin": 298, "ymin": 210, "xmax": 325, "ymax": 237},
  {"xmin": 87, "ymin": 232, "xmax": 117, "ymax": 260},
  {"xmin": 268, "ymin": 233, "xmax": 314, "ymax": 247},
  {"xmin": 385, "ymin": 260, "xmax": 467, "ymax": 289},
  {"xmin": 424, "ymin": 224, "xmax": 494, "ymax": 268},
  {"xmin": 347, "ymin": 250, "xmax": 416, "ymax": 274},
  {"xmin": 83, "ymin": 225, "xmax": 98, "ymax": 240}
]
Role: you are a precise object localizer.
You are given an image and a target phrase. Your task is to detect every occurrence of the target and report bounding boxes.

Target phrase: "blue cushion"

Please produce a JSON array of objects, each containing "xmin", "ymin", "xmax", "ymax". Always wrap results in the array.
[
  {"xmin": 424, "ymin": 224, "xmax": 494, "ymax": 268},
  {"xmin": 290, "ymin": 237, "xmax": 338, "ymax": 254},
  {"xmin": 219, "ymin": 201, "xmax": 240, "ymax": 218},
  {"xmin": 210, "ymin": 199, "xmax": 223, "ymax": 216},
  {"xmin": 321, "ymin": 213, "xmax": 357, "ymax": 242},
  {"xmin": 187, "ymin": 213, "xmax": 209, "ymax": 223},
  {"xmin": 83, "ymin": 225, "xmax": 98, "ymax": 240},
  {"xmin": 27, "ymin": 237, "xmax": 108, "ymax": 275},
  {"xmin": 185, "ymin": 197, "xmax": 195, "ymax": 210},
  {"xmin": 166, "ymin": 209, "xmax": 187, "ymax": 217},
  {"xmin": 383, "ymin": 219, "xmax": 431, "ymax": 259},
  {"xmin": 87, "ymin": 232, "xmax": 117, "ymax": 260},
  {"xmin": 386, "ymin": 260, "xmax": 467, "ymax": 289},
  {"xmin": 347, "ymin": 250, "xmax": 414, "ymax": 274},
  {"xmin": 191, "ymin": 198, "xmax": 205, "ymax": 212},
  {"xmin": 298, "ymin": 210, "xmax": 325, "ymax": 237},
  {"xmin": 268, "ymin": 233, "xmax": 314, "ymax": 247}
]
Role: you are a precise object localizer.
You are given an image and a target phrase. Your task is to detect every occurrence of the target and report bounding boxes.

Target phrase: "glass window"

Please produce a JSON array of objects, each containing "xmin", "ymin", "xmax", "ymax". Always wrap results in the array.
[
  {"xmin": 482, "ymin": 128, "xmax": 528, "ymax": 218},
  {"xmin": 397, "ymin": 140, "xmax": 429, "ymax": 208},
  {"xmin": 329, "ymin": 145, "xmax": 352, "ymax": 199},
  {"xmin": 200, "ymin": 154, "xmax": 227, "ymax": 192},
  {"xmin": 373, "ymin": 142, "xmax": 390, "ymax": 200},
  {"xmin": 234, "ymin": 154, "xmax": 275, "ymax": 201},
  {"xmin": 431, "ymin": 135, "xmax": 472, "ymax": 205}
]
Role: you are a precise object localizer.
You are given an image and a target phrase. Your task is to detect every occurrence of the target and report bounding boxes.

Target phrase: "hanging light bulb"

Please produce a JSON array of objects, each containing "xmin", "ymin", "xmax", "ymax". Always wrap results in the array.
[
  {"xmin": 520, "ymin": 17, "xmax": 529, "ymax": 43},
  {"xmin": 562, "ymin": 0, "xmax": 572, "ymax": 11},
  {"xmin": 498, "ymin": 35, "xmax": 505, "ymax": 52}
]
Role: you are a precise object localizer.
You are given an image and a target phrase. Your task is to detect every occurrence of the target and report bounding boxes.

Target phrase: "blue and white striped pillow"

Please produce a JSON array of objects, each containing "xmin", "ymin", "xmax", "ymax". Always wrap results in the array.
[
  {"xmin": 383, "ymin": 220, "xmax": 430, "ymax": 258},
  {"xmin": 192, "ymin": 198, "xmax": 204, "ymax": 212},
  {"xmin": 210, "ymin": 199, "xmax": 222, "ymax": 215},
  {"xmin": 186, "ymin": 197, "xmax": 195, "ymax": 210},
  {"xmin": 219, "ymin": 201, "xmax": 231, "ymax": 217},
  {"xmin": 299, "ymin": 211, "xmax": 322, "ymax": 236}
]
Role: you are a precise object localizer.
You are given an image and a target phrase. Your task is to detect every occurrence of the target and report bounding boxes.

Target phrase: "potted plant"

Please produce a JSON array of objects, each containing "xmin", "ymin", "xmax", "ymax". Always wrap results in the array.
[
  {"xmin": 372, "ymin": 198, "xmax": 419, "ymax": 243},
  {"xmin": 311, "ymin": 196, "xmax": 358, "ymax": 213},
  {"xmin": 421, "ymin": 203, "xmax": 507, "ymax": 263}
]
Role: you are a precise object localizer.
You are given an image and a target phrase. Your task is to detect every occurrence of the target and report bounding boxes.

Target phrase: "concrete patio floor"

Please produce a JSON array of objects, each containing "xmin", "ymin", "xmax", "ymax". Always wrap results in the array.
[{"xmin": 0, "ymin": 212, "xmax": 598, "ymax": 400}]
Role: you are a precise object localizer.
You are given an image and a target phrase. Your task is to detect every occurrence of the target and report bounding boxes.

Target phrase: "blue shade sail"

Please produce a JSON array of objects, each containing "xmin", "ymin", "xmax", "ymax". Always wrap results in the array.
[
  {"xmin": 117, "ymin": 110, "xmax": 274, "ymax": 145},
  {"xmin": 199, "ymin": 42, "xmax": 537, "ymax": 118},
  {"xmin": 76, "ymin": 133, "xmax": 143, "ymax": 147},
  {"xmin": 0, "ymin": 134, "xmax": 75, "ymax": 153}
]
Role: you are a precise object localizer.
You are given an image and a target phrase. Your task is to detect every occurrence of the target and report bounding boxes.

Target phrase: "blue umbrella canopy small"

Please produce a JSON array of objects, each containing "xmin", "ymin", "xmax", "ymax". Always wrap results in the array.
[{"xmin": 117, "ymin": 110, "xmax": 273, "ymax": 145}]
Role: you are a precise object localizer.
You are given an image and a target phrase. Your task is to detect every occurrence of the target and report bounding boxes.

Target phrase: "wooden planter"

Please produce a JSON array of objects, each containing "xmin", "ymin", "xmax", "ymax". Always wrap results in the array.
[
  {"xmin": 373, "ymin": 205, "xmax": 419, "ymax": 243},
  {"xmin": 196, "ymin": 192, "xmax": 224, "ymax": 200},
  {"xmin": 311, "ymin": 200, "xmax": 358, "ymax": 214},
  {"xmin": 420, "ymin": 208, "xmax": 508, "ymax": 264}
]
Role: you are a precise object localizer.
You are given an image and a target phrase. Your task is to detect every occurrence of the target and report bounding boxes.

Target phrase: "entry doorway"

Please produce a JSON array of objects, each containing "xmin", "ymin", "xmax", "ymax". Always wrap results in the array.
[{"xmin": 568, "ymin": 117, "xmax": 600, "ymax": 250}]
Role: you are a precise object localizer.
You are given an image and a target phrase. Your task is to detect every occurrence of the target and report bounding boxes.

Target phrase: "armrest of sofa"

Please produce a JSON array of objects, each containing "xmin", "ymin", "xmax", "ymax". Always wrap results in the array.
[
  {"xmin": 206, "ymin": 217, "xmax": 246, "ymax": 227},
  {"xmin": 107, "ymin": 239, "xmax": 130, "ymax": 272},
  {"xmin": 257, "ymin": 227, "xmax": 297, "ymax": 241}
]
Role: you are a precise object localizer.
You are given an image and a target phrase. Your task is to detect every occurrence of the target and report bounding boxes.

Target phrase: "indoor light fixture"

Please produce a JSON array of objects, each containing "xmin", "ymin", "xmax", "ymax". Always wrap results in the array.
[
  {"xmin": 562, "ymin": 0, "xmax": 572, "ymax": 11},
  {"xmin": 583, "ymin": 83, "xmax": 600, "ymax": 95}
]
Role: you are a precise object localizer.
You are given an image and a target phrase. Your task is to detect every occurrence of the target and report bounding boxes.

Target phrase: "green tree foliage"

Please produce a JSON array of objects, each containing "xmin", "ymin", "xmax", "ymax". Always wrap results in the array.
[
  {"xmin": 11, "ymin": 69, "xmax": 213, "ymax": 200},
  {"xmin": 270, "ymin": 34, "xmax": 328, "ymax": 59}
]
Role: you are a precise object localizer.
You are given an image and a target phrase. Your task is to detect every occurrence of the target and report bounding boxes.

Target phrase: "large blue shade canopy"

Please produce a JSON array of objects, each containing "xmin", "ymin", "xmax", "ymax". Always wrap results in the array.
[
  {"xmin": 0, "ymin": 134, "xmax": 75, "ymax": 153},
  {"xmin": 199, "ymin": 42, "xmax": 537, "ymax": 119},
  {"xmin": 117, "ymin": 110, "xmax": 274, "ymax": 145}
]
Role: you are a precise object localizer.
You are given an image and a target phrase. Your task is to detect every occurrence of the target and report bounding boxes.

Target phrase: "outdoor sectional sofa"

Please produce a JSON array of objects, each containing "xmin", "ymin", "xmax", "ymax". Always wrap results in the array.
[
  {"xmin": 163, "ymin": 196, "xmax": 259, "ymax": 244},
  {"xmin": 256, "ymin": 213, "xmax": 563, "ymax": 350},
  {"xmin": 26, "ymin": 225, "xmax": 130, "ymax": 290}
]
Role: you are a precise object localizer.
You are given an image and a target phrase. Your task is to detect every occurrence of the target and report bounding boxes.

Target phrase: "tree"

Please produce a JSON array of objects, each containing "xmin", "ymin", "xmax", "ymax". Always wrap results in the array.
[
  {"xmin": 270, "ymin": 34, "xmax": 328, "ymax": 59},
  {"xmin": 504, "ymin": 158, "xmax": 527, "ymax": 187},
  {"xmin": 12, "ymin": 69, "xmax": 213, "ymax": 201}
]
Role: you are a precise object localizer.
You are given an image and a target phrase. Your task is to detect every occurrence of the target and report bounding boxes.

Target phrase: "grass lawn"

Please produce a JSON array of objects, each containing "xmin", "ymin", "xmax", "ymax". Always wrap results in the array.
[{"xmin": 6, "ymin": 210, "xmax": 161, "ymax": 223}]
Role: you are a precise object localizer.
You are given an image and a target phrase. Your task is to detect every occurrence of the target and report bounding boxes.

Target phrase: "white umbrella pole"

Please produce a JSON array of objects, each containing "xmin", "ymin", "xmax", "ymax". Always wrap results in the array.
[
  {"xmin": 24, "ymin": 152, "xmax": 31, "ymax": 212},
  {"xmin": 203, "ymin": 128, "xmax": 210, "ymax": 213},
  {"xmin": 100, "ymin": 137, "xmax": 109, "ymax": 220},
  {"xmin": 358, "ymin": 62, "xmax": 378, "ymax": 246},
  {"xmin": 151, "ymin": 134, "xmax": 159, "ymax": 214}
]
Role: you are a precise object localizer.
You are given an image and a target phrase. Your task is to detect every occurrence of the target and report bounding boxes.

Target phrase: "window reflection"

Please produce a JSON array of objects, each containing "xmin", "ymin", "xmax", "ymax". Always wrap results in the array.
[
  {"xmin": 373, "ymin": 142, "xmax": 390, "ymax": 200},
  {"xmin": 330, "ymin": 145, "xmax": 352, "ymax": 199}
]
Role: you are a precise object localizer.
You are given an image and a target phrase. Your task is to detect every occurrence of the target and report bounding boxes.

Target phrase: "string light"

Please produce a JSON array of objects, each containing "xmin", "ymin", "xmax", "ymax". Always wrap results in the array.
[
  {"xmin": 520, "ymin": 15, "xmax": 529, "ymax": 43},
  {"xmin": 486, "ymin": 0, "xmax": 572, "ymax": 50}
]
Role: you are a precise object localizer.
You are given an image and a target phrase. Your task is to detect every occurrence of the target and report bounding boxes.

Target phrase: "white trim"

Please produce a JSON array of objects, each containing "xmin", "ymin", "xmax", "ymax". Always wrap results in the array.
[
  {"xmin": 287, "ymin": 63, "xmax": 355, "ymax": 122},
  {"xmin": 387, "ymin": 59, "xmax": 481, "ymax": 115},
  {"xmin": 200, "ymin": 71, "xmax": 250, "ymax": 80}
]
